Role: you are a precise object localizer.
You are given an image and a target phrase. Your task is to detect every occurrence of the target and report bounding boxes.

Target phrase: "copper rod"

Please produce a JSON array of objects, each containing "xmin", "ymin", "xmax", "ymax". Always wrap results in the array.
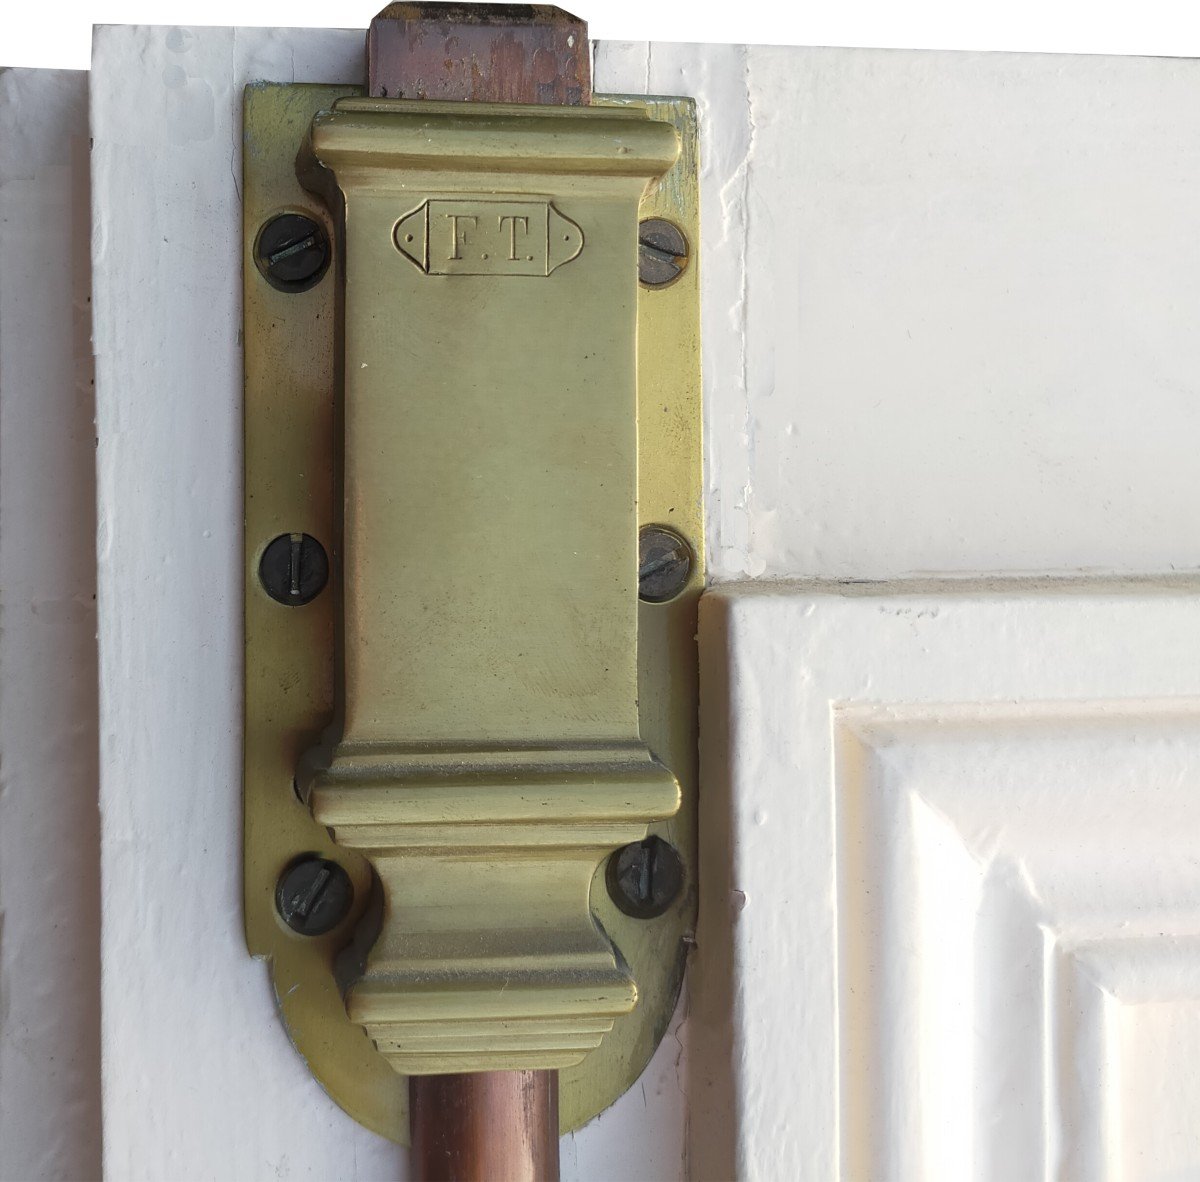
[
  {"xmin": 410, "ymin": 1071, "xmax": 560, "ymax": 1182},
  {"xmin": 367, "ymin": 3, "xmax": 590, "ymax": 104}
]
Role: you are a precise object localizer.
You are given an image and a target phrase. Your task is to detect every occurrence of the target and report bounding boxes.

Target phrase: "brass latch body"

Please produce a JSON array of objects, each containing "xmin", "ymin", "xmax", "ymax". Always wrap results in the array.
[
  {"xmin": 306, "ymin": 97, "xmax": 680, "ymax": 1073},
  {"xmin": 244, "ymin": 84, "xmax": 701, "ymax": 1139}
]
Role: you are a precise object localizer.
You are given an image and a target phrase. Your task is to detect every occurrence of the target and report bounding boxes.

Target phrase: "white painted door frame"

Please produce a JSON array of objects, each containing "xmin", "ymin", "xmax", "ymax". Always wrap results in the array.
[{"xmin": 0, "ymin": 65, "xmax": 100, "ymax": 1182}]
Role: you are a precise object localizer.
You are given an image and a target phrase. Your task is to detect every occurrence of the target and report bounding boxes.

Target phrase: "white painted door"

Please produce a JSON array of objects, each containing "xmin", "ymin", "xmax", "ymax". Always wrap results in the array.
[
  {"xmin": 598, "ymin": 42, "xmax": 1200, "ymax": 1182},
  {"xmin": 6, "ymin": 27, "xmax": 1200, "ymax": 1182},
  {"xmin": 696, "ymin": 584, "xmax": 1200, "ymax": 1181}
]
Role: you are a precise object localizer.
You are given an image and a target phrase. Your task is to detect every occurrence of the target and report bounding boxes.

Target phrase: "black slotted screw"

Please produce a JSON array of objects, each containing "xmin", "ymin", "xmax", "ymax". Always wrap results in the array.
[
  {"xmin": 638, "ymin": 218, "xmax": 689, "ymax": 288},
  {"xmin": 607, "ymin": 836, "xmax": 684, "ymax": 919},
  {"xmin": 255, "ymin": 212, "xmax": 330, "ymax": 292},
  {"xmin": 276, "ymin": 857, "xmax": 353, "ymax": 937},
  {"xmin": 258, "ymin": 533, "xmax": 329, "ymax": 606},
  {"xmin": 638, "ymin": 525, "xmax": 693, "ymax": 603}
]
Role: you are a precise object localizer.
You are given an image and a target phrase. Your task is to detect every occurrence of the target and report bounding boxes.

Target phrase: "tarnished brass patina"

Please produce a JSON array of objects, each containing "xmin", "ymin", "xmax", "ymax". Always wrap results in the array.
[{"xmin": 243, "ymin": 83, "xmax": 701, "ymax": 1141}]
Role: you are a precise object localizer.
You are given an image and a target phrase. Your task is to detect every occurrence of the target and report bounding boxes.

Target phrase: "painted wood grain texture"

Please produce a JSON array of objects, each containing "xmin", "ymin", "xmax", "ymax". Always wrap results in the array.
[
  {"xmin": 89, "ymin": 26, "xmax": 686, "ymax": 1182},
  {"xmin": 0, "ymin": 67, "xmax": 101, "ymax": 1182}
]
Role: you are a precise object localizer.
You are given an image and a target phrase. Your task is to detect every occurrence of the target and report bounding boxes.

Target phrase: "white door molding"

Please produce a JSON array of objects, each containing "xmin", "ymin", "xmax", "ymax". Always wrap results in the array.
[{"xmin": 700, "ymin": 581, "xmax": 1200, "ymax": 1180}]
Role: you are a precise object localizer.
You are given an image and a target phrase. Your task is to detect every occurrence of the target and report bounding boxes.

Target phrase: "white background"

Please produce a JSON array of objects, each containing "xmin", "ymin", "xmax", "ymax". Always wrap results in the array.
[{"xmin": 9, "ymin": 0, "xmax": 1200, "ymax": 70}]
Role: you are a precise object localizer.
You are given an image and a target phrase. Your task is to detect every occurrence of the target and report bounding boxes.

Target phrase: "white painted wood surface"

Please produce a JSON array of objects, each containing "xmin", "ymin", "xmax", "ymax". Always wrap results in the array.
[
  {"xmin": 598, "ymin": 43, "xmax": 1200, "ymax": 582},
  {"xmin": 700, "ymin": 581, "xmax": 1200, "ymax": 1181},
  {"xmin": 0, "ymin": 67, "xmax": 101, "ymax": 1182},
  {"xmin": 86, "ymin": 26, "xmax": 1200, "ymax": 1182},
  {"xmin": 90, "ymin": 30, "xmax": 402, "ymax": 1181}
]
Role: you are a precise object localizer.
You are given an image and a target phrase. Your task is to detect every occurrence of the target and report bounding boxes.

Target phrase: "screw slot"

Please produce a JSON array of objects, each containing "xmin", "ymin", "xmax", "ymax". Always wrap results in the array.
[
  {"xmin": 607, "ymin": 836, "xmax": 684, "ymax": 920},
  {"xmin": 638, "ymin": 525, "xmax": 693, "ymax": 604},
  {"xmin": 258, "ymin": 533, "xmax": 329, "ymax": 607},
  {"xmin": 637, "ymin": 218, "xmax": 689, "ymax": 288},
  {"xmin": 276, "ymin": 856, "xmax": 354, "ymax": 937},
  {"xmin": 255, "ymin": 212, "xmax": 331, "ymax": 293}
]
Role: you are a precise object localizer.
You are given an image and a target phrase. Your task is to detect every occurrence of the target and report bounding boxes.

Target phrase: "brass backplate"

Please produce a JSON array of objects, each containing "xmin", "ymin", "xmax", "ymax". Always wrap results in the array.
[{"xmin": 243, "ymin": 83, "xmax": 701, "ymax": 1141}]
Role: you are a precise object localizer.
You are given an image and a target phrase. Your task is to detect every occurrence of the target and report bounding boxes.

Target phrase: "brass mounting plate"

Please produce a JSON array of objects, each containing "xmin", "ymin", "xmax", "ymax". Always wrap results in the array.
[{"xmin": 243, "ymin": 83, "xmax": 701, "ymax": 1141}]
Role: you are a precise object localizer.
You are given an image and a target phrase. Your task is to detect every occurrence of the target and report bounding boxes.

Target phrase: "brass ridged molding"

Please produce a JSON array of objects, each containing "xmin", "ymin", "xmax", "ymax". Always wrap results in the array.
[{"xmin": 243, "ymin": 83, "xmax": 701, "ymax": 1140}]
